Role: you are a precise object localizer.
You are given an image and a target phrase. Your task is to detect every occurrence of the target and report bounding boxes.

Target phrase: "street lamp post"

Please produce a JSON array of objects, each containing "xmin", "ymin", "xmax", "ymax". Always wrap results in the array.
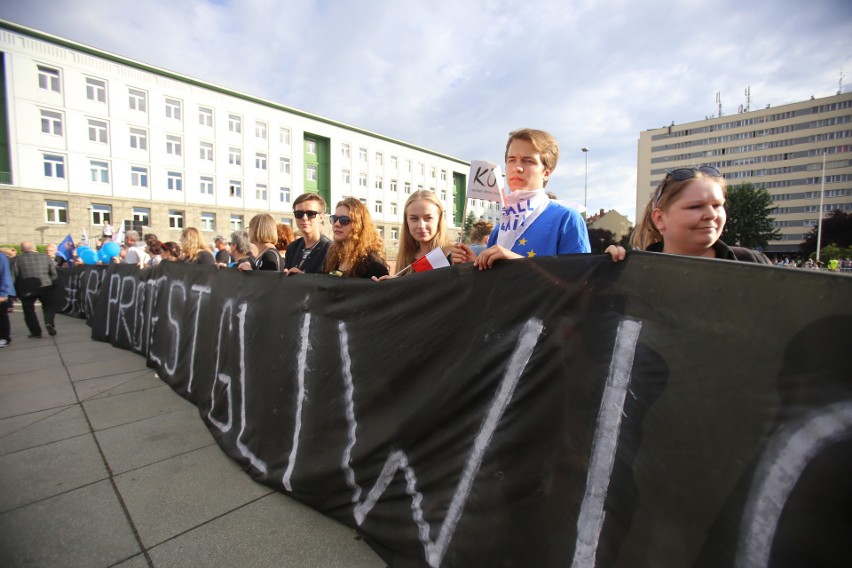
[{"xmin": 581, "ymin": 147, "xmax": 589, "ymax": 208}]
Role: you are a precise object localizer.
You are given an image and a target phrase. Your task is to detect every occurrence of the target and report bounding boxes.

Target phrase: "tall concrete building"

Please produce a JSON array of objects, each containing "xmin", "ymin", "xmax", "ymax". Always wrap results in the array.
[
  {"xmin": 637, "ymin": 92, "xmax": 852, "ymax": 253},
  {"xmin": 0, "ymin": 20, "xmax": 473, "ymax": 253}
]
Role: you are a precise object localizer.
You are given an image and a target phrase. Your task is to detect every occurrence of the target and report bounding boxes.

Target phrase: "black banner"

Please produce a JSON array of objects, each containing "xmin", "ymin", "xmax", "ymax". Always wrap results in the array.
[{"xmin": 55, "ymin": 255, "xmax": 852, "ymax": 567}]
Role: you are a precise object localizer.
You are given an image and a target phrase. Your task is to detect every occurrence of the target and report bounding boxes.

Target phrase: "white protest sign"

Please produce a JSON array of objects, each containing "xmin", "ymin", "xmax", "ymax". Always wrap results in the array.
[{"xmin": 467, "ymin": 160, "xmax": 506, "ymax": 206}]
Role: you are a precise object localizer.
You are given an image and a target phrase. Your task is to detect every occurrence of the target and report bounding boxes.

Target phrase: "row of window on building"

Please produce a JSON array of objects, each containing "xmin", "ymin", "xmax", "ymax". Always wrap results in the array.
[
  {"xmin": 36, "ymin": 63, "xmax": 453, "ymax": 184},
  {"xmin": 40, "ymin": 153, "xmax": 293, "ymax": 201},
  {"xmin": 42, "ymin": 199, "xmax": 410, "ymax": 241},
  {"xmin": 37, "ymin": 64, "xmax": 294, "ymax": 145}
]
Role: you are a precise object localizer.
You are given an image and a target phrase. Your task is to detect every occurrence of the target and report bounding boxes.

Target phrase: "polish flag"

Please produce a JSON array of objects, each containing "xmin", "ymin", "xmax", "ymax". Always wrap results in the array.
[{"xmin": 412, "ymin": 248, "xmax": 451, "ymax": 273}]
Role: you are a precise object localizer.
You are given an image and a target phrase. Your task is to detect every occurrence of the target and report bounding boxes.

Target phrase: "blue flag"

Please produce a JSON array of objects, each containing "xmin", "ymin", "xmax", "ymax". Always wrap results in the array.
[{"xmin": 56, "ymin": 233, "xmax": 75, "ymax": 262}]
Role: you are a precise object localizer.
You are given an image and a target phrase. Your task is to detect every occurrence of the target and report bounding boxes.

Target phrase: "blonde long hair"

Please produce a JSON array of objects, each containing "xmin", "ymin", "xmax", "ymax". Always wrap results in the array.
[
  {"xmin": 395, "ymin": 190, "xmax": 450, "ymax": 273},
  {"xmin": 324, "ymin": 198, "xmax": 386, "ymax": 276},
  {"xmin": 632, "ymin": 168, "xmax": 728, "ymax": 250},
  {"xmin": 180, "ymin": 227, "xmax": 212, "ymax": 262}
]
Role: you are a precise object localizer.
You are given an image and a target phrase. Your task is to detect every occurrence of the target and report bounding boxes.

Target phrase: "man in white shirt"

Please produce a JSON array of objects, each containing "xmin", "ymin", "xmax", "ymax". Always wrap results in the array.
[{"xmin": 123, "ymin": 230, "xmax": 150, "ymax": 268}]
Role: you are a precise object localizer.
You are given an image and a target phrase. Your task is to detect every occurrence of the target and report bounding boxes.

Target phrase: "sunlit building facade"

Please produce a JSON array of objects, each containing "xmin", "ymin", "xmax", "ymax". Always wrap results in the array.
[{"xmin": 0, "ymin": 20, "xmax": 471, "ymax": 254}]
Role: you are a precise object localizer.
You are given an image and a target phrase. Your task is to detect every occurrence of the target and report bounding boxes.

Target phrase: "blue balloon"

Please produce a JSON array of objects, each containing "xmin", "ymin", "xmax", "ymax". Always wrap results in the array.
[
  {"xmin": 100, "ymin": 241, "xmax": 120, "ymax": 259},
  {"xmin": 79, "ymin": 247, "xmax": 98, "ymax": 265},
  {"xmin": 98, "ymin": 248, "xmax": 110, "ymax": 263},
  {"xmin": 75, "ymin": 245, "xmax": 91, "ymax": 256}
]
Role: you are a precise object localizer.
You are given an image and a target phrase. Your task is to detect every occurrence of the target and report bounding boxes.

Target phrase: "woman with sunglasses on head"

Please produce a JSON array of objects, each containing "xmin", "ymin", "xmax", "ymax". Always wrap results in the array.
[
  {"xmin": 284, "ymin": 193, "xmax": 332, "ymax": 275},
  {"xmin": 607, "ymin": 166, "xmax": 769, "ymax": 263},
  {"xmin": 325, "ymin": 197, "xmax": 389, "ymax": 279},
  {"xmin": 451, "ymin": 128, "xmax": 591, "ymax": 269}
]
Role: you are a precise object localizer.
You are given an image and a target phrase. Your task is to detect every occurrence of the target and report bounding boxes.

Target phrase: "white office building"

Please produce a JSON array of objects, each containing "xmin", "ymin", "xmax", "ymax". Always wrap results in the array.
[{"xmin": 0, "ymin": 20, "xmax": 475, "ymax": 255}]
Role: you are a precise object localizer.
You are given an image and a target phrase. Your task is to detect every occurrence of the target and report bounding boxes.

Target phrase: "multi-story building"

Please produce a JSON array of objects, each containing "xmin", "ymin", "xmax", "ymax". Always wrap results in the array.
[
  {"xmin": 637, "ymin": 92, "xmax": 852, "ymax": 253},
  {"xmin": 0, "ymin": 20, "xmax": 471, "ymax": 257}
]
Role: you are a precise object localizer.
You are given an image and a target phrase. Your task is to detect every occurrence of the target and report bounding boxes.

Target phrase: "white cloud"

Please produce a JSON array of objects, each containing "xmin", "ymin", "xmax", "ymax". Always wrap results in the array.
[{"xmin": 2, "ymin": 0, "xmax": 851, "ymax": 223}]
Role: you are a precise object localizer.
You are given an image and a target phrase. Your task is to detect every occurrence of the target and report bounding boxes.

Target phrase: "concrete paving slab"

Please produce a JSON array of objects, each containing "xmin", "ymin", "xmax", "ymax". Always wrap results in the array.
[
  {"xmin": 0, "ymin": 344, "xmax": 57, "ymax": 364},
  {"xmin": 0, "ymin": 354, "xmax": 65, "ymax": 377},
  {"xmin": 115, "ymin": 444, "xmax": 273, "ymax": 548},
  {"xmin": 75, "ymin": 369, "xmax": 159, "ymax": 400},
  {"xmin": 0, "ymin": 407, "xmax": 63, "ymax": 438},
  {"xmin": 0, "ymin": 479, "xmax": 141, "ymax": 567},
  {"xmin": 56, "ymin": 341, "xmax": 118, "ymax": 367},
  {"xmin": 66, "ymin": 352, "xmax": 150, "ymax": 381},
  {"xmin": 147, "ymin": 492, "xmax": 386, "ymax": 568},
  {"xmin": 97, "ymin": 406, "xmax": 216, "ymax": 475},
  {"xmin": 113, "ymin": 554, "xmax": 150, "ymax": 568},
  {"xmin": 0, "ymin": 405, "xmax": 89, "ymax": 456},
  {"xmin": 0, "ymin": 433, "xmax": 108, "ymax": 513},
  {"xmin": 83, "ymin": 385, "xmax": 193, "ymax": 431},
  {"xmin": 0, "ymin": 372, "xmax": 78, "ymax": 420}
]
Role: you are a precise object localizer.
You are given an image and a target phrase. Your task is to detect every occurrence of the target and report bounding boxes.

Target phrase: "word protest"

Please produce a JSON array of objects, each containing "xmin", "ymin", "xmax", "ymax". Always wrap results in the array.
[{"xmin": 56, "ymin": 255, "xmax": 852, "ymax": 567}]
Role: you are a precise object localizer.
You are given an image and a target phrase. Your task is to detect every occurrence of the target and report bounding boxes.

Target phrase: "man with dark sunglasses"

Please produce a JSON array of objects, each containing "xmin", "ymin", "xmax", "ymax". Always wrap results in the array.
[{"xmin": 284, "ymin": 192, "xmax": 333, "ymax": 275}]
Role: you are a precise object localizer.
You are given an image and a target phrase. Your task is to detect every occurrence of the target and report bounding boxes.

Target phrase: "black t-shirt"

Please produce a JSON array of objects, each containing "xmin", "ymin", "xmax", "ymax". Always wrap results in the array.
[
  {"xmin": 253, "ymin": 248, "xmax": 281, "ymax": 271},
  {"xmin": 195, "ymin": 250, "xmax": 216, "ymax": 265},
  {"xmin": 347, "ymin": 252, "xmax": 389, "ymax": 279},
  {"xmin": 215, "ymin": 248, "xmax": 231, "ymax": 265}
]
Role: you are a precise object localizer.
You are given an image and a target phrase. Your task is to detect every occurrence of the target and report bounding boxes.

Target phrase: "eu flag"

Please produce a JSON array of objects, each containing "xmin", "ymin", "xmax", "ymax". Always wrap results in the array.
[{"xmin": 56, "ymin": 233, "xmax": 75, "ymax": 262}]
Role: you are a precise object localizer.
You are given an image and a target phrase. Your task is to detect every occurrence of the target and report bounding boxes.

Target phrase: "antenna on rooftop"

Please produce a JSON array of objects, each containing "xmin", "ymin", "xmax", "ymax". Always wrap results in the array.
[
  {"xmin": 839, "ymin": 68, "xmax": 846, "ymax": 95},
  {"xmin": 744, "ymin": 86, "xmax": 751, "ymax": 112},
  {"xmin": 716, "ymin": 92, "xmax": 723, "ymax": 118}
]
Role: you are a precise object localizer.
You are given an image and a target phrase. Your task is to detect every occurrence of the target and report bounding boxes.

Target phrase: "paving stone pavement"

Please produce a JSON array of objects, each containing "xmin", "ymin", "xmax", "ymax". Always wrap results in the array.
[{"xmin": 0, "ymin": 308, "xmax": 385, "ymax": 567}]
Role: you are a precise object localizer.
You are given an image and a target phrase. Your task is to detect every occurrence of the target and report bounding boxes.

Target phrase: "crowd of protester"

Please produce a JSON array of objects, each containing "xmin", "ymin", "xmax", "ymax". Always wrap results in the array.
[{"xmin": 2, "ymin": 127, "xmax": 849, "ymax": 348}]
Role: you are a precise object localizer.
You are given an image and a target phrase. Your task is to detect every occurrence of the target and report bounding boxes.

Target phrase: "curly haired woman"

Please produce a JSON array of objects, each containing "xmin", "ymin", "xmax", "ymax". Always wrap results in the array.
[{"xmin": 324, "ymin": 197, "xmax": 389, "ymax": 279}]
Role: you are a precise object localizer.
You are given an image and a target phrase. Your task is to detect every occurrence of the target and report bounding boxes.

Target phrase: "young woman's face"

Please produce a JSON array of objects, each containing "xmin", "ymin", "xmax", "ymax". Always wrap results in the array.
[
  {"xmin": 652, "ymin": 179, "xmax": 727, "ymax": 256},
  {"xmin": 406, "ymin": 200, "xmax": 440, "ymax": 246},
  {"xmin": 332, "ymin": 205, "xmax": 353, "ymax": 242},
  {"xmin": 505, "ymin": 138, "xmax": 551, "ymax": 192}
]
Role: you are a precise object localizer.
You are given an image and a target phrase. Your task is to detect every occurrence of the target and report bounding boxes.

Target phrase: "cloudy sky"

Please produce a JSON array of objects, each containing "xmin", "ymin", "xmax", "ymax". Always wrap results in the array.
[{"xmin": 3, "ymin": 0, "xmax": 851, "ymax": 221}]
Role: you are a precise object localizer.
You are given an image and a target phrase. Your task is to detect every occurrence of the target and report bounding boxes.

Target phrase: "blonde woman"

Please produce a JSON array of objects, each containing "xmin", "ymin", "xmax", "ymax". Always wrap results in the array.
[
  {"xmin": 248, "ymin": 213, "xmax": 281, "ymax": 271},
  {"xmin": 180, "ymin": 227, "xmax": 215, "ymax": 265},
  {"xmin": 393, "ymin": 190, "xmax": 450, "ymax": 276},
  {"xmin": 324, "ymin": 197, "xmax": 389, "ymax": 278}
]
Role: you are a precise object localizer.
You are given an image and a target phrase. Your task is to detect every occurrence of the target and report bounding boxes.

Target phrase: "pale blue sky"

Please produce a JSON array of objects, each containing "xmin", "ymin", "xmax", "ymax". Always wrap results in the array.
[{"xmin": 3, "ymin": 0, "xmax": 851, "ymax": 221}]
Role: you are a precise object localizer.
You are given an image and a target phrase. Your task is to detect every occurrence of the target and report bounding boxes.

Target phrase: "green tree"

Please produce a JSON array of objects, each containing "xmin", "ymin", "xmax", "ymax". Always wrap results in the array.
[
  {"xmin": 462, "ymin": 212, "xmax": 477, "ymax": 243},
  {"xmin": 720, "ymin": 183, "xmax": 781, "ymax": 248},
  {"xmin": 587, "ymin": 227, "xmax": 617, "ymax": 253},
  {"xmin": 800, "ymin": 210, "xmax": 852, "ymax": 256}
]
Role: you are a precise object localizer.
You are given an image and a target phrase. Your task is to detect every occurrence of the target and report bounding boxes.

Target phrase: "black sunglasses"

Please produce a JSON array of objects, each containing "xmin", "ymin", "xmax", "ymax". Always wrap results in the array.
[
  {"xmin": 667, "ymin": 166, "xmax": 722, "ymax": 180},
  {"xmin": 294, "ymin": 210, "xmax": 319, "ymax": 219},
  {"xmin": 330, "ymin": 215, "xmax": 351, "ymax": 226},
  {"xmin": 654, "ymin": 166, "xmax": 723, "ymax": 205}
]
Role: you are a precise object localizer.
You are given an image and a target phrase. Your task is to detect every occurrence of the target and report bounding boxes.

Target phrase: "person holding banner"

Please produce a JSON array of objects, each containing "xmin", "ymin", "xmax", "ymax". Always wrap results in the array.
[
  {"xmin": 376, "ymin": 190, "xmax": 451, "ymax": 279},
  {"xmin": 605, "ymin": 166, "xmax": 769, "ymax": 263},
  {"xmin": 324, "ymin": 197, "xmax": 389, "ymax": 279},
  {"xmin": 248, "ymin": 214, "xmax": 281, "ymax": 271},
  {"xmin": 284, "ymin": 193, "xmax": 332, "ymax": 275},
  {"xmin": 451, "ymin": 128, "xmax": 590, "ymax": 269}
]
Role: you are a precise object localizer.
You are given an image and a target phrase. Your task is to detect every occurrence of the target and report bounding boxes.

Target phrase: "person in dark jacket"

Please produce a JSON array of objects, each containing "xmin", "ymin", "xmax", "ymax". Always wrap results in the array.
[
  {"xmin": 12, "ymin": 242, "xmax": 58, "ymax": 338},
  {"xmin": 284, "ymin": 192, "xmax": 332, "ymax": 275}
]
